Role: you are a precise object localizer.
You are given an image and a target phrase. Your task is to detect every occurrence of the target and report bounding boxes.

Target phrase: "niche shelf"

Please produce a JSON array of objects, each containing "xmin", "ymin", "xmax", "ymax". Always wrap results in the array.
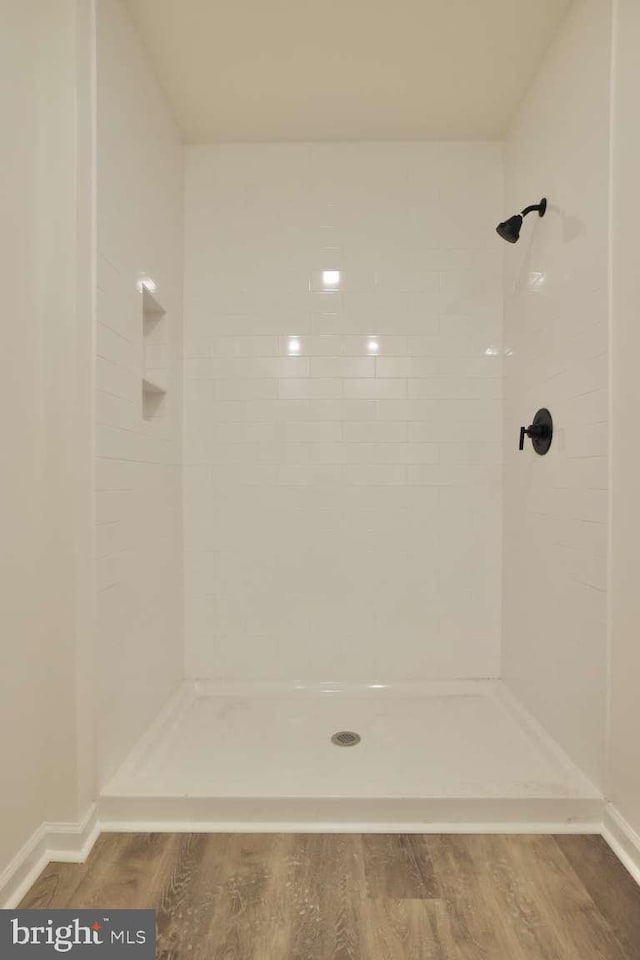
[
  {"xmin": 142, "ymin": 376, "xmax": 167, "ymax": 420},
  {"xmin": 141, "ymin": 286, "xmax": 168, "ymax": 422}
]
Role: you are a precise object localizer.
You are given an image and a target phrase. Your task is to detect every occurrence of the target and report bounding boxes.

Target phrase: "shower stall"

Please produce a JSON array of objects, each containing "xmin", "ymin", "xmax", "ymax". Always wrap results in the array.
[
  {"xmin": 10, "ymin": 0, "xmax": 640, "ymax": 910},
  {"xmin": 93, "ymin": 0, "xmax": 608, "ymax": 834}
]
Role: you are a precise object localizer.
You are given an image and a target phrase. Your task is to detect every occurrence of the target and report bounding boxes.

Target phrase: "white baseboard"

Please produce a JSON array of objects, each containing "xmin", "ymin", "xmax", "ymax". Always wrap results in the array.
[
  {"xmin": 0, "ymin": 805, "xmax": 99, "ymax": 909},
  {"xmin": 602, "ymin": 803, "xmax": 640, "ymax": 886},
  {"xmin": 2, "ymin": 803, "xmax": 639, "ymax": 907}
]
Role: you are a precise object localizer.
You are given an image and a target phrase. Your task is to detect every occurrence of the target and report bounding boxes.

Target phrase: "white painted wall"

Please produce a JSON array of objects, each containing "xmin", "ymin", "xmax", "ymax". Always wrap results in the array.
[
  {"xmin": 609, "ymin": 0, "xmax": 640, "ymax": 840},
  {"xmin": 121, "ymin": 0, "xmax": 571, "ymax": 143},
  {"xmin": 96, "ymin": 0, "xmax": 184, "ymax": 785},
  {"xmin": 502, "ymin": 0, "xmax": 611, "ymax": 787},
  {"xmin": 184, "ymin": 143, "xmax": 503, "ymax": 682},
  {"xmin": 0, "ymin": 0, "xmax": 95, "ymax": 881}
]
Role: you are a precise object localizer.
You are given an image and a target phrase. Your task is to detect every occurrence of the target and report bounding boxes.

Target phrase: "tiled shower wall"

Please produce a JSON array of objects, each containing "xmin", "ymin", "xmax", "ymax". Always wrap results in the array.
[
  {"xmin": 184, "ymin": 143, "xmax": 503, "ymax": 682},
  {"xmin": 502, "ymin": 0, "xmax": 611, "ymax": 787},
  {"xmin": 96, "ymin": 0, "xmax": 184, "ymax": 785}
]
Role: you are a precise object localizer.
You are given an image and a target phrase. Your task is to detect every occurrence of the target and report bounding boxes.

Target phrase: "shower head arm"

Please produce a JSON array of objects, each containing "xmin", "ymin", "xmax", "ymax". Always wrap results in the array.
[{"xmin": 521, "ymin": 198, "xmax": 547, "ymax": 219}]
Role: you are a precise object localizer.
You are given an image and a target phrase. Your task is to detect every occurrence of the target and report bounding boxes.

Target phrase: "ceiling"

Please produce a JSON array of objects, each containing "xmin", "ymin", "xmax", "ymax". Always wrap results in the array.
[{"xmin": 123, "ymin": 0, "xmax": 571, "ymax": 143}]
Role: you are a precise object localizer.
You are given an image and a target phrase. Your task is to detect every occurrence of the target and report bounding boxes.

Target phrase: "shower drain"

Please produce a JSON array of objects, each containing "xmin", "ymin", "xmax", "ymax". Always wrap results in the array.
[{"xmin": 331, "ymin": 730, "xmax": 361, "ymax": 747}]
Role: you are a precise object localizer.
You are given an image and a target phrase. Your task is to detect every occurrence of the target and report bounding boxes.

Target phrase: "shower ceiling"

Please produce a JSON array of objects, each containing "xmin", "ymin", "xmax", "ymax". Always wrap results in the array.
[{"xmin": 123, "ymin": 0, "xmax": 571, "ymax": 142}]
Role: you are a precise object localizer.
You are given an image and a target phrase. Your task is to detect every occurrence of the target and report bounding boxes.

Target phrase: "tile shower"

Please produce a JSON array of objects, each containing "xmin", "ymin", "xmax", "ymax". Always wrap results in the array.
[
  {"xmin": 183, "ymin": 143, "xmax": 503, "ymax": 684},
  {"xmin": 94, "ymin": 0, "xmax": 610, "ymax": 831},
  {"xmin": 11, "ymin": 0, "xmax": 640, "ymax": 919},
  {"xmin": 1, "ymin": 5, "xmax": 625, "ymax": 903}
]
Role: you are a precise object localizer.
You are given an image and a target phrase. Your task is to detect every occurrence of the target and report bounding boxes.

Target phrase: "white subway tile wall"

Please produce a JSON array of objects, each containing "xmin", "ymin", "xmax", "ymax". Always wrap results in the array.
[
  {"xmin": 501, "ymin": 0, "xmax": 610, "ymax": 788},
  {"xmin": 184, "ymin": 143, "xmax": 503, "ymax": 682},
  {"xmin": 95, "ymin": 0, "xmax": 184, "ymax": 786}
]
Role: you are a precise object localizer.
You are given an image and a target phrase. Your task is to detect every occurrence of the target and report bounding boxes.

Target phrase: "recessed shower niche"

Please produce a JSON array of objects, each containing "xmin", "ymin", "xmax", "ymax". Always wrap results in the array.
[{"xmin": 141, "ymin": 285, "xmax": 168, "ymax": 421}]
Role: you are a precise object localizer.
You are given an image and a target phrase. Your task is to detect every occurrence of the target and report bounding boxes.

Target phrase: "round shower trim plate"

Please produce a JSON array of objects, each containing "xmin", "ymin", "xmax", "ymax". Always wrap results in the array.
[{"xmin": 331, "ymin": 731, "xmax": 361, "ymax": 747}]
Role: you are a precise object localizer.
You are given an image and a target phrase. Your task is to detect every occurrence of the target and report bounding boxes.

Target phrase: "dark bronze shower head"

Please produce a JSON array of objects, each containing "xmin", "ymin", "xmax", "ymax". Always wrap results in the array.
[
  {"xmin": 497, "ymin": 197, "xmax": 546, "ymax": 243},
  {"xmin": 496, "ymin": 213, "xmax": 523, "ymax": 243}
]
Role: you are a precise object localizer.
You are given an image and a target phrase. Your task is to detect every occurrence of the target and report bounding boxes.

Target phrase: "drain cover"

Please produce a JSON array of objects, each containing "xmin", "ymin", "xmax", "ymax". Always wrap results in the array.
[{"xmin": 331, "ymin": 731, "xmax": 361, "ymax": 747}]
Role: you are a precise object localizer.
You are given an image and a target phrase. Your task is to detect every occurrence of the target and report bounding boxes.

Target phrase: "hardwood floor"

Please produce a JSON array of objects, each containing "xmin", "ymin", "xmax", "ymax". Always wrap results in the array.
[{"xmin": 20, "ymin": 833, "xmax": 640, "ymax": 959}]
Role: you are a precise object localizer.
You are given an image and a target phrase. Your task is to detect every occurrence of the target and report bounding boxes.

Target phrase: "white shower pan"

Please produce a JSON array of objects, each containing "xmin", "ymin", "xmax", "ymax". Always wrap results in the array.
[{"xmin": 100, "ymin": 680, "xmax": 602, "ymax": 832}]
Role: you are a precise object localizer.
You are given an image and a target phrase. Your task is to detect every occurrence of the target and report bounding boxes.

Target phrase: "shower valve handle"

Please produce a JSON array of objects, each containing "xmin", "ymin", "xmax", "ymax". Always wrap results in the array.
[
  {"xmin": 519, "ymin": 409, "xmax": 553, "ymax": 455},
  {"xmin": 519, "ymin": 426, "xmax": 527, "ymax": 450},
  {"xmin": 519, "ymin": 423, "xmax": 545, "ymax": 450}
]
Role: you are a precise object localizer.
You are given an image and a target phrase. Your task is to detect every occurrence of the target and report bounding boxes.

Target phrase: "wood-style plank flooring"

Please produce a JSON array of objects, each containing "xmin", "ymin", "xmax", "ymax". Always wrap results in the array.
[{"xmin": 21, "ymin": 833, "xmax": 640, "ymax": 959}]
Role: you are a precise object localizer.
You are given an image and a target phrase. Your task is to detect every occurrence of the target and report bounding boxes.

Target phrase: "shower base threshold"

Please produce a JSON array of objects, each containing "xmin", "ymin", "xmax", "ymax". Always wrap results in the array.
[{"xmin": 99, "ymin": 680, "xmax": 602, "ymax": 831}]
